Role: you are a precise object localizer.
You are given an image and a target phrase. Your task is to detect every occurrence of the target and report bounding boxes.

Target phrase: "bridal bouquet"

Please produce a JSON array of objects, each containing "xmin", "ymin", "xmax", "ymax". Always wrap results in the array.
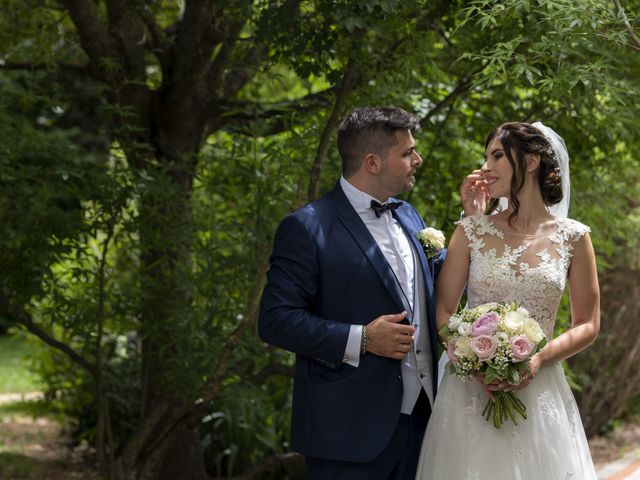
[{"xmin": 440, "ymin": 302, "xmax": 547, "ymax": 428}]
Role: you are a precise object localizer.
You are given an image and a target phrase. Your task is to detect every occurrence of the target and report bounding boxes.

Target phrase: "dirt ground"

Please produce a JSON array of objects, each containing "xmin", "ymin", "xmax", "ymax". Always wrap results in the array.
[
  {"xmin": 0, "ymin": 406, "xmax": 99, "ymax": 480},
  {"xmin": 0, "ymin": 394, "xmax": 638, "ymax": 480},
  {"xmin": 590, "ymin": 421, "xmax": 640, "ymax": 469}
]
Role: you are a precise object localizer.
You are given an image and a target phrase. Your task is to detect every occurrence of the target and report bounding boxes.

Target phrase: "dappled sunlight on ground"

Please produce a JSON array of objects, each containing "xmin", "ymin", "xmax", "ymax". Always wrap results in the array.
[
  {"xmin": 591, "ymin": 422, "xmax": 640, "ymax": 468},
  {"xmin": 0, "ymin": 398, "xmax": 99, "ymax": 480}
]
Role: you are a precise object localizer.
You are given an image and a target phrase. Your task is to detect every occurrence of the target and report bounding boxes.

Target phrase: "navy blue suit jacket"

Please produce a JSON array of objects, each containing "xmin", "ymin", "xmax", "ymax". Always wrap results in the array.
[{"xmin": 259, "ymin": 182, "xmax": 443, "ymax": 462}]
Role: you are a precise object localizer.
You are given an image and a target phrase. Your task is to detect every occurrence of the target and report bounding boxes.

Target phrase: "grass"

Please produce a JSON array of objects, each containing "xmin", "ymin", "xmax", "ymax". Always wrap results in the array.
[
  {"xmin": 0, "ymin": 335, "xmax": 44, "ymax": 394},
  {"xmin": 0, "ymin": 400, "xmax": 80, "ymax": 480},
  {"xmin": 0, "ymin": 336, "xmax": 98, "ymax": 479},
  {"xmin": 0, "ymin": 452, "xmax": 34, "ymax": 478},
  {"xmin": 0, "ymin": 400, "xmax": 53, "ymax": 418}
]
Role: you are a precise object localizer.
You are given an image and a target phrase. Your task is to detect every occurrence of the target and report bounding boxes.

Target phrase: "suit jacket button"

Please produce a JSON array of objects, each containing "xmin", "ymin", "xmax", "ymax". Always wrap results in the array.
[
  {"xmin": 419, "ymin": 373, "xmax": 425, "ymax": 379},
  {"xmin": 416, "ymin": 349, "xmax": 421, "ymax": 355}
]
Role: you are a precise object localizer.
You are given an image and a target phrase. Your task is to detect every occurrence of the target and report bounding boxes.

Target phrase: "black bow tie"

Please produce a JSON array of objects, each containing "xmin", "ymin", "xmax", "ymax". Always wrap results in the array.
[{"xmin": 370, "ymin": 200, "xmax": 401, "ymax": 217}]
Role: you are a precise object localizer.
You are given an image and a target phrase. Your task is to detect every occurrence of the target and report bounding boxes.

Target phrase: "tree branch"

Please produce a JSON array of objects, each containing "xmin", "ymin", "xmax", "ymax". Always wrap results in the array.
[
  {"xmin": 0, "ymin": 61, "xmax": 88, "ymax": 74},
  {"xmin": 307, "ymin": 60, "xmax": 359, "ymax": 201},
  {"xmin": 406, "ymin": 103, "xmax": 455, "ymax": 205},
  {"xmin": 211, "ymin": 86, "xmax": 338, "ymax": 136},
  {"xmin": 128, "ymin": 250, "xmax": 272, "ymax": 469},
  {"xmin": 206, "ymin": 22, "xmax": 247, "ymax": 97},
  {"xmin": 0, "ymin": 287, "xmax": 98, "ymax": 378},
  {"xmin": 419, "ymin": 76, "xmax": 473, "ymax": 129},
  {"xmin": 196, "ymin": 251, "xmax": 271, "ymax": 407},
  {"xmin": 243, "ymin": 360, "xmax": 295, "ymax": 383},
  {"xmin": 62, "ymin": 0, "xmax": 117, "ymax": 78},
  {"xmin": 613, "ymin": 0, "xmax": 640, "ymax": 50},
  {"xmin": 119, "ymin": 399, "xmax": 173, "ymax": 475},
  {"xmin": 169, "ymin": 0, "xmax": 219, "ymax": 85},
  {"xmin": 139, "ymin": 6, "xmax": 170, "ymax": 68},
  {"xmin": 104, "ymin": 0, "xmax": 147, "ymax": 79}
]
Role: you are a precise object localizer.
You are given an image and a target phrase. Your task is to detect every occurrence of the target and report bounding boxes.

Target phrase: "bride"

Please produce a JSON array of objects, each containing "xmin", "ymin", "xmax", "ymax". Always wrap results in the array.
[{"xmin": 416, "ymin": 122, "xmax": 600, "ymax": 479}]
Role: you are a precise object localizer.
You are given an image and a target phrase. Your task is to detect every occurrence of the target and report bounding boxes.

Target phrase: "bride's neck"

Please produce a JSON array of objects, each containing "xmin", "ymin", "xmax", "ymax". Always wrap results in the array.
[{"xmin": 504, "ymin": 187, "xmax": 553, "ymax": 232}]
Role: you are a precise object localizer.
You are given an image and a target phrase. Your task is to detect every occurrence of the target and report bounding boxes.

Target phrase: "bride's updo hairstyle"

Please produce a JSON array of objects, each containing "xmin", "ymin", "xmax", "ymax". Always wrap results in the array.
[{"xmin": 485, "ymin": 122, "xmax": 563, "ymax": 223}]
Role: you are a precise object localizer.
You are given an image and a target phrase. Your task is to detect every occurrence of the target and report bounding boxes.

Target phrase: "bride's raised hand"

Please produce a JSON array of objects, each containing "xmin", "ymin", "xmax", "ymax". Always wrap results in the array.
[{"xmin": 460, "ymin": 169, "xmax": 490, "ymax": 217}]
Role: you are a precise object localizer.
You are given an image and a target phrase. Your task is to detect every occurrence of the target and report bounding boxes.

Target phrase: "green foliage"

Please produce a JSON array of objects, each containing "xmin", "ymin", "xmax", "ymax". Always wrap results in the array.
[
  {"xmin": 0, "ymin": 119, "xmax": 87, "ymax": 302},
  {"xmin": 34, "ymin": 336, "xmax": 141, "ymax": 448},
  {"xmin": 203, "ymin": 375, "xmax": 296, "ymax": 477},
  {"xmin": 0, "ymin": 398, "xmax": 57, "ymax": 419},
  {"xmin": 0, "ymin": 0, "xmax": 639, "ymax": 475},
  {"xmin": 0, "ymin": 335, "xmax": 43, "ymax": 394},
  {"xmin": 0, "ymin": 453, "xmax": 33, "ymax": 478}
]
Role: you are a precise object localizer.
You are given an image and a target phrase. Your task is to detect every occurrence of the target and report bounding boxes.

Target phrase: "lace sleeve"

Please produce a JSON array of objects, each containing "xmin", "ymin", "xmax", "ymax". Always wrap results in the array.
[
  {"xmin": 565, "ymin": 219, "xmax": 591, "ymax": 243},
  {"xmin": 455, "ymin": 215, "xmax": 503, "ymax": 253},
  {"xmin": 552, "ymin": 218, "xmax": 591, "ymax": 268},
  {"xmin": 556, "ymin": 218, "xmax": 591, "ymax": 245},
  {"xmin": 455, "ymin": 215, "xmax": 479, "ymax": 251},
  {"xmin": 455, "ymin": 215, "xmax": 475, "ymax": 239}
]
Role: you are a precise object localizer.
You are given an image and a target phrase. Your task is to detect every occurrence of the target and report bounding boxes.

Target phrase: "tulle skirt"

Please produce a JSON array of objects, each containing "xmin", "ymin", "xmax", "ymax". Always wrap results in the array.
[{"xmin": 415, "ymin": 356, "xmax": 597, "ymax": 480}]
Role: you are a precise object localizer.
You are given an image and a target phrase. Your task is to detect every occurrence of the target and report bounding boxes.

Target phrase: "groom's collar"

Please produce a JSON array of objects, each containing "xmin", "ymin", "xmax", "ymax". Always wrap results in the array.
[{"xmin": 339, "ymin": 176, "xmax": 401, "ymax": 214}]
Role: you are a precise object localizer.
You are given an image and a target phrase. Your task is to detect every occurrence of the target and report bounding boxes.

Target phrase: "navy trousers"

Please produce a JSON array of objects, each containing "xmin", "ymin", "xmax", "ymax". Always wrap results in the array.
[{"xmin": 306, "ymin": 389, "xmax": 431, "ymax": 480}]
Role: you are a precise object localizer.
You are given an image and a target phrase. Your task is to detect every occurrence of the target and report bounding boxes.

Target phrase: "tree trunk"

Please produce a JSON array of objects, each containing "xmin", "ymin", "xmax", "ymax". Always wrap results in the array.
[
  {"xmin": 142, "ymin": 426, "xmax": 209, "ymax": 480},
  {"xmin": 133, "ymin": 143, "xmax": 207, "ymax": 479}
]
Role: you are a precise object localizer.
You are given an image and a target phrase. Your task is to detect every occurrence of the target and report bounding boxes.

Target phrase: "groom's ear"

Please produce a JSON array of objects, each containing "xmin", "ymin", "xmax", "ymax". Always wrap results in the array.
[
  {"xmin": 363, "ymin": 153, "xmax": 382, "ymax": 175},
  {"xmin": 524, "ymin": 153, "xmax": 540, "ymax": 173}
]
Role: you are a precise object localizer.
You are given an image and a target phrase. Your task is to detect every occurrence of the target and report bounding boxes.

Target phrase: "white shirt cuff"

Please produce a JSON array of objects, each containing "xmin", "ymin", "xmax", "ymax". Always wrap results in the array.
[{"xmin": 343, "ymin": 325, "xmax": 363, "ymax": 367}]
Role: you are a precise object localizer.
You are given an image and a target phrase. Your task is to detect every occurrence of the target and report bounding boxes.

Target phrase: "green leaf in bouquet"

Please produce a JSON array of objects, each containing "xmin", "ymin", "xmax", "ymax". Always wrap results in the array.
[
  {"xmin": 537, "ymin": 337, "xmax": 548, "ymax": 350},
  {"xmin": 438, "ymin": 324, "xmax": 450, "ymax": 338},
  {"xmin": 484, "ymin": 366, "xmax": 500, "ymax": 384}
]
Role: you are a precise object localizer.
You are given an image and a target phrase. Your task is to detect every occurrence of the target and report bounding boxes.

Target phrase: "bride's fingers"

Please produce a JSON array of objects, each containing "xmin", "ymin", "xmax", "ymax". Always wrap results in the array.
[
  {"xmin": 509, "ymin": 374, "xmax": 534, "ymax": 392},
  {"xmin": 461, "ymin": 172, "xmax": 485, "ymax": 192},
  {"xmin": 483, "ymin": 389, "xmax": 495, "ymax": 400}
]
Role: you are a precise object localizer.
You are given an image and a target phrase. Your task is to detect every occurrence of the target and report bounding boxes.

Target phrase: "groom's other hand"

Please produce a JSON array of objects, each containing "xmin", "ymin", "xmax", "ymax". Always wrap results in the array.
[
  {"xmin": 461, "ymin": 169, "xmax": 490, "ymax": 216},
  {"xmin": 366, "ymin": 311, "xmax": 415, "ymax": 360}
]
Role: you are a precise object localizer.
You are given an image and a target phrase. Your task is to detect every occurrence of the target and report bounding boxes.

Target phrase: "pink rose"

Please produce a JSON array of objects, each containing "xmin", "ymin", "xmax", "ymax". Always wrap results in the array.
[
  {"xmin": 510, "ymin": 335, "xmax": 535, "ymax": 361},
  {"xmin": 471, "ymin": 312, "xmax": 500, "ymax": 337},
  {"xmin": 470, "ymin": 335, "xmax": 498, "ymax": 361}
]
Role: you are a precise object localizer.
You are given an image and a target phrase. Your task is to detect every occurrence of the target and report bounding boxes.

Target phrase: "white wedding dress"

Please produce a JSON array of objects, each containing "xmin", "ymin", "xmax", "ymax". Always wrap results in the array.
[{"xmin": 416, "ymin": 215, "xmax": 597, "ymax": 480}]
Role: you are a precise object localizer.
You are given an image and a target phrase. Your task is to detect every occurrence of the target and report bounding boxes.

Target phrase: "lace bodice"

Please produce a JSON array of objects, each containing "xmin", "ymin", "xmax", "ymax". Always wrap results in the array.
[{"xmin": 459, "ymin": 215, "xmax": 590, "ymax": 339}]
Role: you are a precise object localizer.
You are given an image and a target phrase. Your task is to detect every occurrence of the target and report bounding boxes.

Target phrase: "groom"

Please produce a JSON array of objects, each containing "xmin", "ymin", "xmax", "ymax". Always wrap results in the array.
[{"xmin": 259, "ymin": 107, "xmax": 476, "ymax": 479}]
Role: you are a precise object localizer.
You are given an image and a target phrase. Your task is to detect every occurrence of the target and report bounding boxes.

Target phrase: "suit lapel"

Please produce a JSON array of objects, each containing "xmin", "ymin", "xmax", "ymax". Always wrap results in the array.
[
  {"xmin": 329, "ymin": 185, "xmax": 407, "ymax": 314},
  {"xmin": 392, "ymin": 208, "xmax": 434, "ymax": 302},
  {"xmin": 393, "ymin": 205, "xmax": 440, "ymax": 396}
]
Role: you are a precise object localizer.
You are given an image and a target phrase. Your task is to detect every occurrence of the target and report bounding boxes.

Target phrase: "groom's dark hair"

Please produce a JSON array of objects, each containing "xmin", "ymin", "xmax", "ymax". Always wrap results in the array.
[{"xmin": 338, "ymin": 107, "xmax": 420, "ymax": 177}]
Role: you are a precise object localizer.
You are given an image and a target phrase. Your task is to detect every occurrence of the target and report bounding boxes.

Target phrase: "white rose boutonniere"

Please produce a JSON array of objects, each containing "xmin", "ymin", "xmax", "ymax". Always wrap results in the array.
[{"xmin": 417, "ymin": 227, "xmax": 446, "ymax": 259}]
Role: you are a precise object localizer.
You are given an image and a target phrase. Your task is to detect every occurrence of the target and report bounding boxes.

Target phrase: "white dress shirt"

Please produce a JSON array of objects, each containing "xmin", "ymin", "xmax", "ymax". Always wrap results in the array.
[{"xmin": 339, "ymin": 177, "xmax": 433, "ymax": 412}]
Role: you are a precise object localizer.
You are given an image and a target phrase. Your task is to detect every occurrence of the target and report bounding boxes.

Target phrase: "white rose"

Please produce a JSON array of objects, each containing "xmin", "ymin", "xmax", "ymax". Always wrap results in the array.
[
  {"xmin": 523, "ymin": 318, "xmax": 545, "ymax": 343},
  {"xmin": 418, "ymin": 227, "xmax": 446, "ymax": 250},
  {"xmin": 448, "ymin": 315, "xmax": 462, "ymax": 330},
  {"xmin": 503, "ymin": 310, "xmax": 526, "ymax": 334},
  {"xmin": 474, "ymin": 302, "xmax": 499, "ymax": 315},
  {"xmin": 454, "ymin": 336, "xmax": 473, "ymax": 358},
  {"xmin": 457, "ymin": 322, "xmax": 472, "ymax": 336},
  {"xmin": 495, "ymin": 331, "xmax": 510, "ymax": 344}
]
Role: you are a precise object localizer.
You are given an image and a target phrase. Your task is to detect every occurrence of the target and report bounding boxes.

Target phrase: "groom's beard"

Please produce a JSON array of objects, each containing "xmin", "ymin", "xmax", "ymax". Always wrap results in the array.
[{"xmin": 377, "ymin": 171, "xmax": 416, "ymax": 197}]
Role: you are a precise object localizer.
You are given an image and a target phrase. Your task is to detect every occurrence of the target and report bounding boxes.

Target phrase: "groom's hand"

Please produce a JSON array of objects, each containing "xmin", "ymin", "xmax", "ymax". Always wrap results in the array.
[
  {"xmin": 460, "ymin": 169, "xmax": 490, "ymax": 217},
  {"xmin": 365, "ymin": 311, "xmax": 415, "ymax": 360}
]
